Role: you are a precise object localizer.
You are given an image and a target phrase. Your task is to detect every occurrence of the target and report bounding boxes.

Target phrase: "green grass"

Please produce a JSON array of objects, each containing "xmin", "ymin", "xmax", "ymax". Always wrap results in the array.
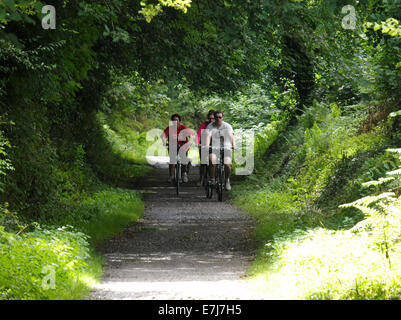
[
  {"xmin": 233, "ymin": 102, "xmax": 401, "ymax": 299},
  {"xmin": 0, "ymin": 112, "xmax": 148, "ymax": 300},
  {"xmin": 80, "ymin": 188, "xmax": 145, "ymax": 246},
  {"xmin": 0, "ymin": 186, "xmax": 144, "ymax": 300},
  {"xmin": 0, "ymin": 225, "xmax": 100, "ymax": 300},
  {"xmin": 249, "ymin": 223, "xmax": 401, "ymax": 300}
]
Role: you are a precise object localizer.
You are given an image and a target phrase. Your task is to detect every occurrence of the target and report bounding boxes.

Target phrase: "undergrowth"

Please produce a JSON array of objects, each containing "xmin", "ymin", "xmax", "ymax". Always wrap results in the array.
[
  {"xmin": 234, "ymin": 101, "xmax": 401, "ymax": 299},
  {"xmin": 0, "ymin": 110, "xmax": 147, "ymax": 300}
]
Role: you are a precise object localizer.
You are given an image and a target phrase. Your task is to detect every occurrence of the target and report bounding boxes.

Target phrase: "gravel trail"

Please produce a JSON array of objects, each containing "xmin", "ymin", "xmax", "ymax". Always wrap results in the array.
[{"xmin": 91, "ymin": 159, "xmax": 261, "ymax": 300}]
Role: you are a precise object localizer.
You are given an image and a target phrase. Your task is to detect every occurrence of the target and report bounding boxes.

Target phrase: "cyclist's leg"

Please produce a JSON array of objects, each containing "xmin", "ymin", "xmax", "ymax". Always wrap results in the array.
[
  {"xmin": 182, "ymin": 164, "xmax": 188, "ymax": 182},
  {"xmin": 199, "ymin": 146, "xmax": 209, "ymax": 186},
  {"xmin": 198, "ymin": 147, "xmax": 202, "ymax": 180},
  {"xmin": 169, "ymin": 164, "xmax": 176, "ymax": 181},
  {"xmin": 183, "ymin": 149, "xmax": 190, "ymax": 172},
  {"xmin": 198, "ymin": 164, "xmax": 206, "ymax": 186},
  {"xmin": 223, "ymin": 149, "xmax": 232, "ymax": 190},
  {"xmin": 199, "ymin": 164, "xmax": 204, "ymax": 180},
  {"xmin": 181, "ymin": 149, "xmax": 189, "ymax": 183},
  {"xmin": 224, "ymin": 161, "xmax": 232, "ymax": 178},
  {"xmin": 209, "ymin": 152, "xmax": 217, "ymax": 184},
  {"xmin": 223, "ymin": 148, "xmax": 232, "ymax": 173}
]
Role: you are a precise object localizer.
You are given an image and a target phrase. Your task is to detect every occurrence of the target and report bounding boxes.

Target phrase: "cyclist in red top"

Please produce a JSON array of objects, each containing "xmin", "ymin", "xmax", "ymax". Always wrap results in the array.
[
  {"xmin": 161, "ymin": 114, "xmax": 195, "ymax": 183},
  {"xmin": 196, "ymin": 110, "xmax": 215, "ymax": 186}
]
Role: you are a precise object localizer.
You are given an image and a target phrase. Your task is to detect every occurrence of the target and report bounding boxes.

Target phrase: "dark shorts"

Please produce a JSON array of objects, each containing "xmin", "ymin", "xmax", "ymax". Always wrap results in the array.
[{"xmin": 168, "ymin": 146, "xmax": 190, "ymax": 164}]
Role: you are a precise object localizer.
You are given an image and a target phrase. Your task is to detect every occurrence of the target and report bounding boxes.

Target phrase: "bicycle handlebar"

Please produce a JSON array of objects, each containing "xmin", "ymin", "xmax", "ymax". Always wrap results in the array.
[
  {"xmin": 201, "ymin": 146, "xmax": 236, "ymax": 150},
  {"xmin": 165, "ymin": 142, "xmax": 192, "ymax": 147}
]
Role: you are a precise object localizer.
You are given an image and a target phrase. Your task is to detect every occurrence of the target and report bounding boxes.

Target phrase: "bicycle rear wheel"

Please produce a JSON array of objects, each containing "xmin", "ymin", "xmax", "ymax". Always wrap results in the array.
[
  {"xmin": 217, "ymin": 166, "xmax": 224, "ymax": 202},
  {"xmin": 175, "ymin": 164, "xmax": 180, "ymax": 195},
  {"xmin": 202, "ymin": 165, "xmax": 208, "ymax": 187},
  {"xmin": 206, "ymin": 177, "xmax": 213, "ymax": 198},
  {"xmin": 217, "ymin": 185, "xmax": 223, "ymax": 201}
]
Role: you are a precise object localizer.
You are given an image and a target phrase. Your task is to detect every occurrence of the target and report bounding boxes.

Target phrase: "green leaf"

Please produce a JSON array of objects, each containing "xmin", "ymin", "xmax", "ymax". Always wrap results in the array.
[{"xmin": 389, "ymin": 110, "xmax": 401, "ymax": 117}]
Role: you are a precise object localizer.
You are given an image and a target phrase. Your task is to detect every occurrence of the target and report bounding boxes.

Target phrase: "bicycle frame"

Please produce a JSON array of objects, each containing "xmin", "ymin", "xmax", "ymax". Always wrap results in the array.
[{"xmin": 167, "ymin": 142, "xmax": 184, "ymax": 195}]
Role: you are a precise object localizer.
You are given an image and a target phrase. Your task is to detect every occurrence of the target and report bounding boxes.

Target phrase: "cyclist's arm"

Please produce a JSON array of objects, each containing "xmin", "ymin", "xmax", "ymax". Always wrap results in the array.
[
  {"xmin": 205, "ymin": 130, "xmax": 212, "ymax": 149},
  {"xmin": 187, "ymin": 127, "xmax": 196, "ymax": 147},
  {"xmin": 161, "ymin": 129, "xmax": 168, "ymax": 146},
  {"xmin": 196, "ymin": 124, "xmax": 205, "ymax": 147},
  {"xmin": 229, "ymin": 131, "xmax": 236, "ymax": 149}
]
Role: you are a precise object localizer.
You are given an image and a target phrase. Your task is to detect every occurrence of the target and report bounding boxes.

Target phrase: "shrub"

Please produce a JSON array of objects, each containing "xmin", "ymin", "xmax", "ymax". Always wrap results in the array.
[{"xmin": 0, "ymin": 225, "xmax": 98, "ymax": 300}]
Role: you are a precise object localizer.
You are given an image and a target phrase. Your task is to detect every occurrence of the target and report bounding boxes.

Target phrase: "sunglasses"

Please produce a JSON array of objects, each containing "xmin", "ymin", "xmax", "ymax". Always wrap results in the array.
[{"xmin": 216, "ymin": 116, "xmax": 223, "ymax": 119}]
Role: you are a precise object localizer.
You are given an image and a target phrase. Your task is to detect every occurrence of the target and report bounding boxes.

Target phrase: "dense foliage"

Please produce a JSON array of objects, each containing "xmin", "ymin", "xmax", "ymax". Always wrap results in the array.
[{"xmin": 1, "ymin": 0, "xmax": 401, "ymax": 299}]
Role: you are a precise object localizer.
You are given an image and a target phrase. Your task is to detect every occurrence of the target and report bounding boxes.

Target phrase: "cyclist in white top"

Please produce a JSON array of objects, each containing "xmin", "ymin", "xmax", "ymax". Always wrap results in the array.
[{"xmin": 205, "ymin": 110, "xmax": 235, "ymax": 191}]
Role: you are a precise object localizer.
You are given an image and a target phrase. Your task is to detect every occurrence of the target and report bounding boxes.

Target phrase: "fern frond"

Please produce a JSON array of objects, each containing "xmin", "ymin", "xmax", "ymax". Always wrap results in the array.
[
  {"xmin": 386, "ymin": 148, "xmax": 401, "ymax": 154},
  {"xmin": 339, "ymin": 192, "xmax": 396, "ymax": 208},
  {"xmin": 354, "ymin": 205, "xmax": 383, "ymax": 219},
  {"xmin": 362, "ymin": 177, "xmax": 395, "ymax": 187},
  {"xmin": 386, "ymin": 168, "xmax": 401, "ymax": 175},
  {"xmin": 350, "ymin": 218, "xmax": 373, "ymax": 232}
]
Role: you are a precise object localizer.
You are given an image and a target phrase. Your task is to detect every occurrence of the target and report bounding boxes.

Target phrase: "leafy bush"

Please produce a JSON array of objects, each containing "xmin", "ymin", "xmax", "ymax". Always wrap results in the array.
[
  {"xmin": 0, "ymin": 225, "xmax": 98, "ymax": 300},
  {"xmin": 251, "ymin": 147, "xmax": 401, "ymax": 300},
  {"xmin": 235, "ymin": 102, "xmax": 387, "ymax": 218},
  {"xmin": 0, "ymin": 123, "xmax": 14, "ymax": 193},
  {"xmin": 251, "ymin": 224, "xmax": 401, "ymax": 300},
  {"xmin": 0, "ymin": 183, "xmax": 144, "ymax": 300}
]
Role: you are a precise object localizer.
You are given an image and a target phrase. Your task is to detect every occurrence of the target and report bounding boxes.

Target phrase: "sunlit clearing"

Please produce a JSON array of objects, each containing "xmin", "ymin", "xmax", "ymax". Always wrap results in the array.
[{"xmin": 249, "ymin": 228, "xmax": 401, "ymax": 300}]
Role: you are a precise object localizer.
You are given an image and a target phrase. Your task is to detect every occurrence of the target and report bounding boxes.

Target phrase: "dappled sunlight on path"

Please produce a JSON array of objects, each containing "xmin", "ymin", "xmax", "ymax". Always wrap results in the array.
[{"xmin": 91, "ymin": 157, "xmax": 262, "ymax": 300}]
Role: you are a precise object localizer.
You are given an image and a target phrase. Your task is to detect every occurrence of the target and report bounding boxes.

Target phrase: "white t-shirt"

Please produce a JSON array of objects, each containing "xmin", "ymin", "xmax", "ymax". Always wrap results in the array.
[{"xmin": 206, "ymin": 121, "xmax": 234, "ymax": 148}]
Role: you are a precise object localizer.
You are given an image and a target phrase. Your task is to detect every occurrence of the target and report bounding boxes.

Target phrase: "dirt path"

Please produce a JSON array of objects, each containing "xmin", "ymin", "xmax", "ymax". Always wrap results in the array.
[{"xmin": 91, "ymin": 160, "xmax": 262, "ymax": 300}]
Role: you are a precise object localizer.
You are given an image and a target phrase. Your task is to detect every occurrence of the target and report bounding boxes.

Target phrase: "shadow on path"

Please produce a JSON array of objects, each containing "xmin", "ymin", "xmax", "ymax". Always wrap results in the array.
[{"xmin": 91, "ymin": 157, "xmax": 261, "ymax": 300}]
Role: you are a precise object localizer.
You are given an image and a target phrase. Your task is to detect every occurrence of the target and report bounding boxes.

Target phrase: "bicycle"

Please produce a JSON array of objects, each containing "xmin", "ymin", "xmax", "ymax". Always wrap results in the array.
[
  {"xmin": 175, "ymin": 149, "xmax": 182, "ymax": 195},
  {"xmin": 168, "ymin": 143, "xmax": 190, "ymax": 196},
  {"xmin": 200, "ymin": 146, "xmax": 212, "ymax": 198},
  {"xmin": 204, "ymin": 162, "xmax": 211, "ymax": 198},
  {"xmin": 206, "ymin": 146, "xmax": 226, "ymax": 201},
  {"xmin": 198, "ymin": 147, "xmax": 209, "ymax": 188}
]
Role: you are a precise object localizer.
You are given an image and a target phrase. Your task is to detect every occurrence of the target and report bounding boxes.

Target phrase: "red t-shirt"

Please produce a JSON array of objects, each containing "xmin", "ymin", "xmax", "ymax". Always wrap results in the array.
[
  {"xmin": 163, "ymin": 124, "xmax": 194, "ymax": 150},
  {"xmin": 196, "ymin": 121, "xmax": 211, "ymax": 146}
]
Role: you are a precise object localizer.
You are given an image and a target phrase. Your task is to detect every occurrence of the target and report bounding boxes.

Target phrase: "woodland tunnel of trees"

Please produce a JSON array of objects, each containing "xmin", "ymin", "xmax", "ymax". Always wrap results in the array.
[{"xmin": 1, "ymin": 0, "xmax": 401, "ymax": 300}]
